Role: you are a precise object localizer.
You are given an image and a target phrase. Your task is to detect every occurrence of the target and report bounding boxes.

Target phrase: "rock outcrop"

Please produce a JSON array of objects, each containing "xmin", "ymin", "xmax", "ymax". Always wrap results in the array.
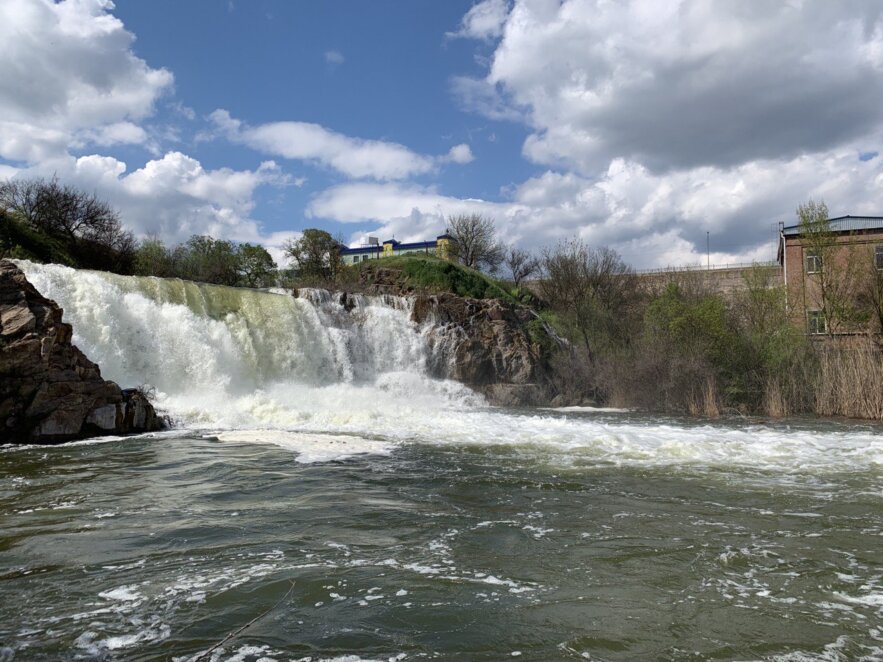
[
  {"xmin": 411, "ymin": 293, "xmax": 553, "ymax": 405},
  {"xmin": 0, "ymin": 260, "xmax": 164, "ymax": 444},
  {"xmin": 329, "ymin": 265, "xmax": 563, "ymax": 405}
]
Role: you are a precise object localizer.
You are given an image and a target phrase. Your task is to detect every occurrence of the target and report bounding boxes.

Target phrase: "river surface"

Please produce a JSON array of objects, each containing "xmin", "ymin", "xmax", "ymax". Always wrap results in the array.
[
  {"xmin": 2, "ymin": 412, "xmax": 881, "ymax": 661},
  {"xmin": 1, "ymin": 262, "xmax": 881, "ymax": 660}
]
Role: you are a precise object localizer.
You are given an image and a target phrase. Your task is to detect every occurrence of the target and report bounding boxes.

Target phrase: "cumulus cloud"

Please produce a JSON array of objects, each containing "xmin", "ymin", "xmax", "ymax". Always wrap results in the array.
[
  {"xmin": 209, "ymin": 110, "xmax": 471, "ymax": 180},
  {"xmin": 0, "ymin": 0, "xmax": 173, "ymax": 162},
  {"xmin": 422, "ymin": 0, "xmax": 883, "ymax": 265},
  {"xmin": 456, "ymin": 0, "xmax": 883, "ymax": 175},
  {"xmin": 16, "ymin": 152, "xmax": 289, "ymax": 245},
  {"xmin": 444, "ymin": 143, "xmax": 475, "ymax": 164},
  {"xmin": 309, "ymin": 145, "xmax": 883, "ymax": 267}
]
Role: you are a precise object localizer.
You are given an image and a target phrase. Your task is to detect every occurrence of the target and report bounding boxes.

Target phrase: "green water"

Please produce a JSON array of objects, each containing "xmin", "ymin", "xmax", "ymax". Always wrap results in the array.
[{"xmin": 1, "ymin": 416, "xmax": 881, "ymax": 661}]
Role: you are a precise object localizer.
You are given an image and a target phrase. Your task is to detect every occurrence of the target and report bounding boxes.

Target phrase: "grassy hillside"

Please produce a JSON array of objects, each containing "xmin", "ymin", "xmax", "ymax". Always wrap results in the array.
[
  {"xmin": 356, "ymin": 254, "xmax": 517, "ymax": 302},
  {"xmin": 0, "ymin": 210, "xmax": 76, "ymax": 266}
]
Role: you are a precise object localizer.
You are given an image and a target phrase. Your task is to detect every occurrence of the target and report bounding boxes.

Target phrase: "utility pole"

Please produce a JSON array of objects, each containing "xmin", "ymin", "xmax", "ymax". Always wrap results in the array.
[{"xmin": 706, "ymin": 231, "xmax": 710, "ymax": 270}]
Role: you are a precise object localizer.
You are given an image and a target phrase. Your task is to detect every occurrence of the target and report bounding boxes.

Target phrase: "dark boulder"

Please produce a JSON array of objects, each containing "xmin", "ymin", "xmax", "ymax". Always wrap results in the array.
[
  {"xmin": 0, "ymin": 259, "xmax": 164, "ymax": 444},
  {"xmin": 410, "ymin": 293, "xmax": 559, "ymax": 406}
]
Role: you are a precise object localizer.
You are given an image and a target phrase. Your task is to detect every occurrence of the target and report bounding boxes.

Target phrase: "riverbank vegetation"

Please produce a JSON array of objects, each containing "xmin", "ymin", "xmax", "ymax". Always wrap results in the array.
[{"xmin": 533, "ymin": 237, "xmax": 882, "ymax": 421}]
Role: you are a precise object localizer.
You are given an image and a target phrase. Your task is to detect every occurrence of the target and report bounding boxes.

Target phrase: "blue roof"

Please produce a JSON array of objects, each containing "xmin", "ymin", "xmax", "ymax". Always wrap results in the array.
[
  {"xmin": 782, "ymin": 215, "xmax": 883, "ymax": 236},
  {"xmin": 339, "ymin": 238, "xmax": 439, "ymax": 255},
  {"xmin": 339, "ymin": 245, "xmax": 383, "ymax": 255}
]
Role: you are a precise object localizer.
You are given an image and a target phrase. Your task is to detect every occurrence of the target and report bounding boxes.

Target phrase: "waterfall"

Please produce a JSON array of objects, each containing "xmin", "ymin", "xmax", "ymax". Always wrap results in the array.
[
  {"xmin": 11, "ymin": 261, "xmax": 881, "ymax": 474},
  {"xmin": 16, "ymin": 261, "xmax": 481, "ymax": 430}
]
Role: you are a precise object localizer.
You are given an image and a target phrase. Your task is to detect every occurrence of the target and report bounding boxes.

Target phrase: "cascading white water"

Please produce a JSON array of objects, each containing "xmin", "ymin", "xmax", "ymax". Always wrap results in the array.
[
  {"xmin": 15, "ymin": 260, "xmax": 882, "ymax": 474},
  {"xmin": 17, "ymin": 260, "xmax": 481, "ymax": 432}
]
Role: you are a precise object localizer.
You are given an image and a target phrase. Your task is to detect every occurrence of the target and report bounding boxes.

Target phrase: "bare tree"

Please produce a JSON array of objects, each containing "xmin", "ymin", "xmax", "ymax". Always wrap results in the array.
[
  {"xmin": 0, "ymin": 177, "xmax": 135, "ymax": 272},
  {"xmin": 503, "ymin": 246, "xmax": 539, "ymax": 289},
  {"xmin": 0, "ymin": 177, "xmax": 122, "ymax": 242},
  {"xmin": 797, "ymin": 199, "xmax": 863, "ymax": 335},
  {"xmin": 445, "ymin": 213, "xmax": 504, "ymax": 272},
  {"xmin": 855, "ymin": 248, "xmax": 883, "ymax": 337},
  {"xmin": 539, "ymin": 239, "xmax": 638, "ymax": 356}
]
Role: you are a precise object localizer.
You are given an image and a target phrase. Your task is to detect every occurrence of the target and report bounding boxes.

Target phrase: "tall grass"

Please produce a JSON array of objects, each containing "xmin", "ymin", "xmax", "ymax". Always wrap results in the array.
[{"xmin": 813, "ymin": 340, "xmax": 883, "ymax": 420}]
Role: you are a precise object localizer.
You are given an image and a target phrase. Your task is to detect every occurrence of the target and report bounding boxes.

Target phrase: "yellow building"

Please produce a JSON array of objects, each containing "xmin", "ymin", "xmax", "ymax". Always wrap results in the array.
[{"xmin": 340, "ymin": 233, "xmax": 457, "ymax": 265}]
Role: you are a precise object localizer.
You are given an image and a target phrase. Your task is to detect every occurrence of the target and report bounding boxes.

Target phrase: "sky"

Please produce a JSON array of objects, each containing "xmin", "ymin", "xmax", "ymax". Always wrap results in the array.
[{"xmin": 1, "ymin": 0, "xmax": 883, "ymax": 269}]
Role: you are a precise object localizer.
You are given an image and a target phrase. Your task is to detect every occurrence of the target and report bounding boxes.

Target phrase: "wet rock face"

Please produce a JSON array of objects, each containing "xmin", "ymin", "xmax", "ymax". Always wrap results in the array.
[
  {"xmin": 347, "ymin": 265, "xmax": 559, "ymax": 406},
  {"xmin": 410, "ymin": 293, "xmax": 551, "ymax": 405},
  {"xmin": 0, "ymin": 260, "xmax": 163, "ymax": 444}
]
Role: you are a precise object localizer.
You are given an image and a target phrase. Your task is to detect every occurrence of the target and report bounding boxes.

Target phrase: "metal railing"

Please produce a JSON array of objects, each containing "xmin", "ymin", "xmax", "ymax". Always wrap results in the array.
[{"xmin": 633, "ymin": 261, "xmax": 778, "ymax": 275}]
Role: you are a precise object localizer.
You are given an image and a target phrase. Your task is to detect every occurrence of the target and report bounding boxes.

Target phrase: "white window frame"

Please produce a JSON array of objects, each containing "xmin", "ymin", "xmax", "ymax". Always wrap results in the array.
[
  {"xmin": 807, "ymin": 310, "xmax": 827, "ymax": 335},
  {"xmin": 805, "ymin": 250, "xmax": 822, "ymax": 274}
]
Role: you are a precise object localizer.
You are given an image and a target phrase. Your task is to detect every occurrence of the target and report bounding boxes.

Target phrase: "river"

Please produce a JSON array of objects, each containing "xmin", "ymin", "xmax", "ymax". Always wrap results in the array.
[{"xmin": 0, "ymin": 262, "xmax": 880, "ymax": 660}]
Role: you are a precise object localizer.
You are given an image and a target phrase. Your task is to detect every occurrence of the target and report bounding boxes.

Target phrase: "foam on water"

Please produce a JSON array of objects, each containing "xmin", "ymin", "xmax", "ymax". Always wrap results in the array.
[
  {"xmin": 16, "ymin": 261, "xmax": 883, "ymax": 473},
  {"xmin": 214, "ymin": 431, "xmax": 395, "ymax": 464}
]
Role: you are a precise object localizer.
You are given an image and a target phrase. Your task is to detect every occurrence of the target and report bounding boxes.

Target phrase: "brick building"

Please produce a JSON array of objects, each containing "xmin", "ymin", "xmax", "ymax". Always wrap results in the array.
[{"xmin": 777, "ymin": 216, "xmax": 883, "ymax": 336}]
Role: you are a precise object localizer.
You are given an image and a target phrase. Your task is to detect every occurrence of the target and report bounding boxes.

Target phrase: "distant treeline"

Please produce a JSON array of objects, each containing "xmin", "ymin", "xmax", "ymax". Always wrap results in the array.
[
  {"xmin": 0, "ymin": 178, "xmax": 137, "ymax": 273},
  {"xmin": 0, "ymin": 178, "xmax": 279, "ymax": 288}
]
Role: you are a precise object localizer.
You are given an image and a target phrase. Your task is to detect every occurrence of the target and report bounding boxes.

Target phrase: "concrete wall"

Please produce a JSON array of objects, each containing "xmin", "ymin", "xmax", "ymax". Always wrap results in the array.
[{"xmin": 636, "ymin": 264, "xmax": 783, "ymax": 298}]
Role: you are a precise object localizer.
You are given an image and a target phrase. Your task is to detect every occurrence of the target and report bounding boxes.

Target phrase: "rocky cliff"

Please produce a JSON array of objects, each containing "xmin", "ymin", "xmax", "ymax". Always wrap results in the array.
[
  {"xmin": 320, "ymin": 265, "xmax": 563, "ymax": 406},
  {"xmin": 0, "ymin": 260, "xmax": 164, "ymax": 444},
  {"xmin": 412, "ymin": 293, "xmax": 554, "ymax": 405}
]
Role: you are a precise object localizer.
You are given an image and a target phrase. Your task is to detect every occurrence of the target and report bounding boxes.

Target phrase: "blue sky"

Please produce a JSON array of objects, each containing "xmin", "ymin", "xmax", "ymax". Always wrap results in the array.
[
  {"xmin": 109, "ymin": 0, "xmax": 536, "ymax": 239},
  {"xmin": 2, "ymin": 0, "xmax": 883, "ymax": 267}
]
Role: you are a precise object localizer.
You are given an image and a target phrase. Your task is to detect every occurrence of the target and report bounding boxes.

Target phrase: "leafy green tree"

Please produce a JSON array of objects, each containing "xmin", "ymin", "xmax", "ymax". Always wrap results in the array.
[
  {"xmin": 176, "ymin": 235, "xmax": 240, "ymax": 285},
  {"xmin": 134, "ymin": 237, "xmax": 172, "ymax": 277},
  {"xmin": 236, "ymin": 243, "xmax": 277, "ymax": 288},
  {"xmin": 284, "ymin": 229, "xmax": 343, "ymax": 282},
  {"xmin": 644, "ymin": 284, "xmax": 735, "ymax": 366}
]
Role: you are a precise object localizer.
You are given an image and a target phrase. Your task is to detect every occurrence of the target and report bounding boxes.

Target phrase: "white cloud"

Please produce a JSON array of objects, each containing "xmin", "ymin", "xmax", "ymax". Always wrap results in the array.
[
  {"xmin": 324, "ymin": 50, "xmax": 345, "ymax": 65},
  {"xmin": 209, "ymin": 110, "xmax": 471, "ymax": 180},
  {"xmin": 309, "ymin": 144, "xmax": 883, "ymax": 267},
  {"xmin": 444, "ymin": 144, "xmax": 475, "ymax": 164},
  {"xmin": 433, "ymin": 0, "xmax": 883, "ymax": 266},
  {"xmin": 0, "ymin": 0, "xmax": 173, "ymax": 162},
  {"xmin": 0, "ymin": 2, "xmax": 297, "ymax": 261},
  {"xmin": 455, "ymin": 0, "xmax": 883, "ymax": 175},
  {"xmin": 4, "ymin": 151, "xmax": 292, "ymax": 254},
  {"xmin": 448, "ymin": 0, "xmax": 511, "ymax": 40},
  {"xmin": 73, "ymin": 122, "xmax": 150, "ymax": 149}
]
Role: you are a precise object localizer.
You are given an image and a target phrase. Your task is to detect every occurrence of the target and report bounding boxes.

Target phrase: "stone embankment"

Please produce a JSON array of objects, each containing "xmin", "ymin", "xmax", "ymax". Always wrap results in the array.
[{"xmin": 0, "ymin": 260, "xmax": 164, "ymax": 444}]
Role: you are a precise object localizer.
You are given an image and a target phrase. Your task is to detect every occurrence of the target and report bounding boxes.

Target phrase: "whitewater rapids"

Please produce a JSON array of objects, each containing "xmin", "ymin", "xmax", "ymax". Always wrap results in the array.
[{"xmin": 16, "ymin": 261, "xmax": 883, "ymax": 475}]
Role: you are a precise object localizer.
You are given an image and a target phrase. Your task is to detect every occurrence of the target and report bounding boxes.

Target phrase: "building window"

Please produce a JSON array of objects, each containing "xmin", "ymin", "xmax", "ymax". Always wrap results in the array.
[
  {"xmin": 876, "ymin": 245, "xmax": 883, "ymax": 270},
  {"xmin": 805, "ymin": 250, "xmax": 822, "ymax": 274},
  {"xmin": 807, "ymin": 310, "xmax": 827, "ymax": 335}
]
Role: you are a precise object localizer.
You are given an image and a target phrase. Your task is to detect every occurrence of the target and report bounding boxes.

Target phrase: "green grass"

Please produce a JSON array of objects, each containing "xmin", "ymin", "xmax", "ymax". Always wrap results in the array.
[
  {"xmin": 0, "ymin": 211, "xmax": 75, "ymax": 266},
  {"xmin": 357, "ymin": 254, "xmax": 517, "ymax": 302}
]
